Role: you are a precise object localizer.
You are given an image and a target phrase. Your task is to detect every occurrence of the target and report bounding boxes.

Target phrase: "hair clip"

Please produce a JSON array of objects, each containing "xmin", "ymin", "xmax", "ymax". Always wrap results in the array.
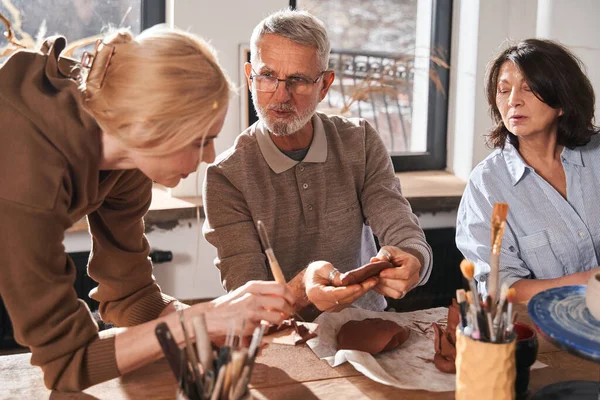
[{"xmin": 80, "ymin": 39, "xmax": 115, "ymax": 89}]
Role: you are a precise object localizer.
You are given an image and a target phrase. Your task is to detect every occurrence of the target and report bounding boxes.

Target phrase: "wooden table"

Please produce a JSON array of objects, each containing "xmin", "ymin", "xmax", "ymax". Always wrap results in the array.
[{"xmin": 1, "ymin": 306, "xmax": 598, "ymax": 399}]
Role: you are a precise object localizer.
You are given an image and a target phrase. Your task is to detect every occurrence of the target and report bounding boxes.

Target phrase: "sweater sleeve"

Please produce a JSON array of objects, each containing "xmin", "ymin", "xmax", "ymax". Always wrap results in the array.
[
  {"xmin": 0, "ymin": 188, "xmax": 120, "ymax": 391},
  {"xmin": 202, "ymin": 164, "xmax": 269, "ymax": 291},
  {"xmin": 359, "ymin": 121, "xmax": 433, "ymax": 286},
  {"xmin": 87, "ymin": 170, "xmax": 176, "ymax": 326}
]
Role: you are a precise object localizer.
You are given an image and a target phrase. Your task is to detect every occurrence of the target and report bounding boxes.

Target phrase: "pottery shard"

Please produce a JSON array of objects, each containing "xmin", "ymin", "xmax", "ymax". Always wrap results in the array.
[
  {"xmin": 264, "ymin": 319, "xmax": 318, "ymax": 345},
  {"xmin": 432, "ymin": 299, "xmax": 461, "ymax": 374},
  {"xmin": 339, "ymin": 261, "xmax": 394, "ymax": 286},
  {"xmin": 337, "ymin": 318, "xmax": 410, "ymax": 354}
]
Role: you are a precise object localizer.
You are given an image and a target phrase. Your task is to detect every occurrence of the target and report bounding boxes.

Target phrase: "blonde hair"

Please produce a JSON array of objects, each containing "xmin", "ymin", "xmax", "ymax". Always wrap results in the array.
[{"xmin": 80, "ymin": 26, "xmax": 232, "ymax": 155}]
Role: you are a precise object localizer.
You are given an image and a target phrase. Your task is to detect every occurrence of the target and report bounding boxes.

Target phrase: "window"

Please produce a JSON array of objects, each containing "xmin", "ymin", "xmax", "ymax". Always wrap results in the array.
[
  {"xmin": 1, "ymin": 0, "xmax": 164, "ymax": 62},
  {"xmin": 292, "ymin": 0, "xmax": 452, "ymax": 171}
]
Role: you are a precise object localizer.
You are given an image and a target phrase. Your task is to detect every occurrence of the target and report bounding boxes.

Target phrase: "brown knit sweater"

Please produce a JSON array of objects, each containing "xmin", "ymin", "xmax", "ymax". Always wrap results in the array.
[{"xmin": 0, "ymin": 37, "xmax": 175, "ymax": 390}]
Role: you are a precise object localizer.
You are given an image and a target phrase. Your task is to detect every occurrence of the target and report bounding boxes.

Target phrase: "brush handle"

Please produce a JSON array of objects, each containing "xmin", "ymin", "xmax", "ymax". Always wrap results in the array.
[
  {"xmin": 488, "ymin": 253, "xmax": 500, "ymax": 306},
  {"xmin": 192, "ymin": 315, "xmax": 213, "ymax": 375},
  {"xmin": 155, "ymin": 322, "xmax": 184, "ymax": 382},
  {"xmin": 458, "ymin": 303, "xmax": 469, "ymax": 329},
  {"xmin": 493, "ymin": 298, "xmax": 507, "ymax": 327},
  {"xmin": 265, "ymin": 249, "xmax": 286, "ymax": 284},
  {"xmin": 468, "ymin": 279, "xmax": 481, "ymax": 312}
]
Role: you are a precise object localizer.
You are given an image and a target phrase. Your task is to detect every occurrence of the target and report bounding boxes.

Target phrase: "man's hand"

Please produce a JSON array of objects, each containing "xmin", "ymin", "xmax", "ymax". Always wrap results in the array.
[
  {"xmin": 304, "ymin": 261, "xmax": 378, "ymax": 312},
  {"xmin": 370, "ymin": 246, "xmax": 422, "ymax": 299}
]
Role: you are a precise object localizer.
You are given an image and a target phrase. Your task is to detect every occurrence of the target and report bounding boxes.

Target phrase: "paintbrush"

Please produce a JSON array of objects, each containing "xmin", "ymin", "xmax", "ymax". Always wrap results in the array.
[
  {"xmin": 492, "ymin": 283, "xmax": 509, "ymax": 334},
  {"xmin": 489, "ymin": 203, "xmax": 508, "ymax": 306},
  {"xmin": 465, "ymin": 291, "xmax": 480, "ymax": 339},
  {"xmin": 504, "ymin": 288, "xmax": 517, "ymax": 340},
  {"xmin": 460, "ymin": 260, "xmax": 481, "ymax": 312},
  {"xmin": 456, "ymin": 289, "xmax": 469, "ymax": 329},
  {"xmin": 256, "ymin": 220, "xmax": 286, "ymax": 284},
  {"xmin": 177, "ymin": 309, "xmax": 204, "ymax": 399},
  {"xmin": 256, "ymin": 220, "xmax": 308, "ymax": 326},
  {"xmin": 231, "ymin": 322, "xmax": 268, "ymax": 400},
  {"xmin": 485, "ymin": 296, "xmax": 496, "ymax": 342},
  {"xmin": 192, "ymin": 314, "xmax": 212, "ymax": 375}
]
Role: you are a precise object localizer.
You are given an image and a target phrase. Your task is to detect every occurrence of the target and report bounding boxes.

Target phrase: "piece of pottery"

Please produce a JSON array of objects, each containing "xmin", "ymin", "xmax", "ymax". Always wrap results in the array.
[
  {"xmin": 337, "ymin": 318, "xmax": 410, "ymax": 354},
  {"xmin": 432, "ymin": 299, "xmax": 460, "ymax": 373},
  {"xmin": 585, "ymin": 272, "xmax": 600, "ymax": 321},
  {"xmin": 338, "ymin": 261, "xmax": 393, "ymax": 286},
  {"xmin": 528, "ymin": 285, "xmax": 600, "ymax": 362}
]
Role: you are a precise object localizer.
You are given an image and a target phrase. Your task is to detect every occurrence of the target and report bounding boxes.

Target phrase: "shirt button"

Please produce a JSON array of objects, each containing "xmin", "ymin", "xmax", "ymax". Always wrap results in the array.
[
  {"xmin": 579, "ymin": 231, "xmax": 585, "ymax": 238},
  {"xmin": 299, "ymin": 165, "xmax": 305, "ymax": 171},
  {"xmin": 308, "ymin": 204, "xmax": 313, "ymax": 211},
  {"xmin": 302, "ymin": 183, "xmax": 309, "ymax": 189}
]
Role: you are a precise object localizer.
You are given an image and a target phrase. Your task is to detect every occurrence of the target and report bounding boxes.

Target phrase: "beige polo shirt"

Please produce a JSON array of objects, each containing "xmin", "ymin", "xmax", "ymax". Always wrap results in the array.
[{"xmin": 203, "ymin": 112, "xmax": 432, "ymax": 311}]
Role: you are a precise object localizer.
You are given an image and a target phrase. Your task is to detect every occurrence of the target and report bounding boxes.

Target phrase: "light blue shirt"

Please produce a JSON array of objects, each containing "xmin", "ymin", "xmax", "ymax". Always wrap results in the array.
[{"xmin": 456, "ymin": 135, "xmax": 600, "ymax": 296}]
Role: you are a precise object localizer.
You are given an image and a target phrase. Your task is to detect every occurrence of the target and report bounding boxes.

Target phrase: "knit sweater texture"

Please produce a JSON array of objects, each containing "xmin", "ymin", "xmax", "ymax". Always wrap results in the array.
[
  {"xmin": 203, "ymin": 113, "xmax": 432, "ymax": 311},
  {"xmin": 0, "ymin": 37, "xmax": 174, "ymax": 391}
]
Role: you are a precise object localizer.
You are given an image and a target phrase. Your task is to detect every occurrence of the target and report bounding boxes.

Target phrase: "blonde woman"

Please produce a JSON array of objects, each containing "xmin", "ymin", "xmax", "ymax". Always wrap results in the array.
[{"xmin": 0, "ymin": 26, "xmax": 294, "ymax": 391}]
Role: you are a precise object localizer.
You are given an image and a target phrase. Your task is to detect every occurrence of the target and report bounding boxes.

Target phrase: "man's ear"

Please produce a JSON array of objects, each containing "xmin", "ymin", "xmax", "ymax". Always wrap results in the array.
[
  {"xmin": 244, "ymin": 62, "xmax": 253, "ymax": 88},
  {"xmin": 319, "ymin": 70, "xmax": 335, "ymax": 101}
]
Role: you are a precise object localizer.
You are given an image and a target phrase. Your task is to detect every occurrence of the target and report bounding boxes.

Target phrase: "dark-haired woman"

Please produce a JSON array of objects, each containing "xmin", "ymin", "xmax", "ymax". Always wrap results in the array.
[{"xmin": 456, "ymin": 39, "xmax": 600, "ymax": 303}]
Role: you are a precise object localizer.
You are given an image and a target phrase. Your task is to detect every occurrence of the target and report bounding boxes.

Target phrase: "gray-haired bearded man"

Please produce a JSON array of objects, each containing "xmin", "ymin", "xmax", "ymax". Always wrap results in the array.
[{"xmin": 203, "ymin": 9, "xmax": 432, "ymax": 316}]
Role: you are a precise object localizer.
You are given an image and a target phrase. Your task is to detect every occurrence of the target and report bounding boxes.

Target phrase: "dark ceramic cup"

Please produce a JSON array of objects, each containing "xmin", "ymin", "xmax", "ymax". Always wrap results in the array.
[{"xmin": 514, "ymin": 322, "xmax": 539, "ymax": 398}]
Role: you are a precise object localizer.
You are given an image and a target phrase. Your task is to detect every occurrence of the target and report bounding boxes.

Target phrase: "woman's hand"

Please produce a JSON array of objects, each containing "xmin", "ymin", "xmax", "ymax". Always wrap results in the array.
[
  {"xmin": 204, "ymin": 281, "xmax": 295, "ymax": 335},
  {"xmin": 304, "ymin": 261, "xmax": 378, "ymax": 312}
]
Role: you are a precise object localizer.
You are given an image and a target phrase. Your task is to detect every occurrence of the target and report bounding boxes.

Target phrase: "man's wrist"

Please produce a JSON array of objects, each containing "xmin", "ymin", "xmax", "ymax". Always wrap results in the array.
[
  {"xmin": 289, "ymin": 268, "xmax": 311, "ymax": 310},
  {"xmin": 399, "ymin": 247, "xmax": 424, "ymax": 272}
]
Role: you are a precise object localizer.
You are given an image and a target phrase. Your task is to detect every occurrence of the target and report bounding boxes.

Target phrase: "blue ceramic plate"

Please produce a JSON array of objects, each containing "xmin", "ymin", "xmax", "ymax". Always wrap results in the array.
[{"xmin": 528, "ymin": 285, "xmax": 600, "ymax": 363}]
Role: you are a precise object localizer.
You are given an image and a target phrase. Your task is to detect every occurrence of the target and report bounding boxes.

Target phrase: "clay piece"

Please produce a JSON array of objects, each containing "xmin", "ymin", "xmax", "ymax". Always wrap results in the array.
[
  {"xmin": 338, "ymin": 261, "xmax": 394, "ymax": 286},
  {"xmin": 264, "ymin": 319, "xmax": 318, "ymax": 345},
  {"xmin": 336, "ymin": 318, "xmax": 411, "ymax": 354},
  {"xmin": 432, "ymin": 299, "xmax": 460, "ymax": 373}
]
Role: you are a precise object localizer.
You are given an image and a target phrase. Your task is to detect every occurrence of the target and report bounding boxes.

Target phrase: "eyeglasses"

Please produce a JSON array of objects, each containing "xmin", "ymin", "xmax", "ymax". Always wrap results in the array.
[{"xmin": 250, "ymin": 68, "xmax": 326, "ymax": 95}]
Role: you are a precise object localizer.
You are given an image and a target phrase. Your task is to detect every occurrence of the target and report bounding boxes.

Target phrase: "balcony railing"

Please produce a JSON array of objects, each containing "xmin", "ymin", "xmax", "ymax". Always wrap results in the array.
[{"xmin": 323, "ymin": 48, "xmax": 416, "ymax": 152}]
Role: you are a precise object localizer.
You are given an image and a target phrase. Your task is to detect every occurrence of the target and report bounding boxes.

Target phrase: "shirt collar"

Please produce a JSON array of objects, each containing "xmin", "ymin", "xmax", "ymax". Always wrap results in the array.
[
  {"xmin": 503, "ymin": 140, "xmax": 529, "ymax": 186},
  {"xmin": 503, "ymin": 139, "xmax": 585, "ymax": 186},
  {"xmin": 561, "ymin": 145, "xmax": 584, "ymax": 167},
  {"xmin": 255, "ymin": 113, "xmax": 327, "ymax": 174}
]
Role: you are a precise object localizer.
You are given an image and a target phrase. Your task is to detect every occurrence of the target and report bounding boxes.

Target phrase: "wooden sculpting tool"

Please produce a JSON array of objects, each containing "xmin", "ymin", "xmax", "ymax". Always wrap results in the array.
[
  {"xmin": 177, "ymin": 309, "xmax": 204, "ymax": 398},
  {"xmin": 192, "ymin": 314, "xmax": 213, "ymax": 374}
]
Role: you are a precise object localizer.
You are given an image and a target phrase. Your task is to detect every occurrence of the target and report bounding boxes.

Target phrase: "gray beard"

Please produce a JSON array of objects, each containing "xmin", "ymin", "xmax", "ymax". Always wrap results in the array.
[{"xmin": 252, "ymin": 91, "xmax": 318, "ymax": 136}]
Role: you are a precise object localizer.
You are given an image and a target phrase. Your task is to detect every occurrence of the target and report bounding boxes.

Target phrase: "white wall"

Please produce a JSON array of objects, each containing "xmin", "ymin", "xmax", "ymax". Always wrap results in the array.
[
  {"xmin": 536, "ymin": 0, "xmax": 600, "ymax": 123},
  {"xmin": 447, "ymin": 0, "xmax": 539, "ymax": 181},
  {"xmin": 447, "ymin": 0, "xmax": 600, "ymax": 181},
  {"xmin": 169, "ymin": 0, "xmax": 288, "ymax": 196}
]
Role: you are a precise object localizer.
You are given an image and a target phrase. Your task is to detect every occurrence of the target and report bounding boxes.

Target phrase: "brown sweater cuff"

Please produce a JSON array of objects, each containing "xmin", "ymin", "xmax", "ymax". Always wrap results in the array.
[
  {"xmin": 84, "ymin": 332, "xmax": 120, "ymax": 388},
  {"xmin": 127, "ymin": 291, "xmax": 177, "ymax": 325}
]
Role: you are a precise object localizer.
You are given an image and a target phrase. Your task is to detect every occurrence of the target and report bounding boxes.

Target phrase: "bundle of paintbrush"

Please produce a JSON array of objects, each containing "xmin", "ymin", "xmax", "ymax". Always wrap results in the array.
[
  {"xmin": 458, "ymin": 260, "xmax": 517, "ymax": 343},
  {"xmin": 155, "ymin": 311, "xmax": 267, "ymax": 400}
]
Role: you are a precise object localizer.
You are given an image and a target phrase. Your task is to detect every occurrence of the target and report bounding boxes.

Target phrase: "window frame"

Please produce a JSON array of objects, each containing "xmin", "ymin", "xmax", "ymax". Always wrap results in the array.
[
  {"xmin": 291, "ymin": 0, "xmax": 453, "ymax": 172},
  {"xmin": 141, "ymin": 0, "xmax": 166, "ymax": 30}
]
